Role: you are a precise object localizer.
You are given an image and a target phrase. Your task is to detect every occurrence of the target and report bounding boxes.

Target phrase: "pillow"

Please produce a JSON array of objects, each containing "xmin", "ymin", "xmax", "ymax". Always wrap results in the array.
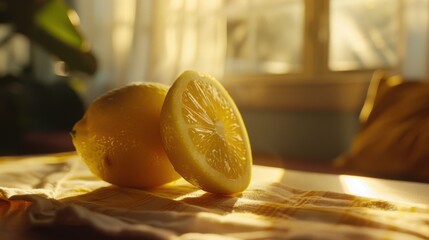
[{"xmin": 334, "ymin": 71, "xmax": 429, "ymax": 182}]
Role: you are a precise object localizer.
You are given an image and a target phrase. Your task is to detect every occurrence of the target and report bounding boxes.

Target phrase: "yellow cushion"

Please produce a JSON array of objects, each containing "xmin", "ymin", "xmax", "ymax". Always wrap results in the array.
[{"xmin": 335, "ymin": 71, "xmax": 429, "ymax": 182}]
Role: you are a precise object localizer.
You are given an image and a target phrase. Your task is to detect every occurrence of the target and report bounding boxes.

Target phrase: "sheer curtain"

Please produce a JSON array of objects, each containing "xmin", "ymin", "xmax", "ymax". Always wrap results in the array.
[{"xmin": 73, "ymin": 0, "xmax": 226, "ymax": 103}]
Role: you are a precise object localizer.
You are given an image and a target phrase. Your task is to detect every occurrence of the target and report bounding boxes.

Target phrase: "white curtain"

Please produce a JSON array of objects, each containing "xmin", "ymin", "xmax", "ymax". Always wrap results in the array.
[{"xmin": 74, "ymin": 0, "xmax": 226, "ymax": 103}]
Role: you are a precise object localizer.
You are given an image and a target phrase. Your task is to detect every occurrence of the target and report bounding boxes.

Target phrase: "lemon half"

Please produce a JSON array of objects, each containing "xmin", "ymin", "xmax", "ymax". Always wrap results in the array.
[{"xmin": 160, "ymin": 70, "xmax": 252, "ymax": 194}]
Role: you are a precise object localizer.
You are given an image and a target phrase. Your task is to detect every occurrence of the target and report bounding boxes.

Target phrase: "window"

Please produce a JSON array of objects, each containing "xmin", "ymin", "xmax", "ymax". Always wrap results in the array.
[
  {"xmin": 225, "ymin": 0, "xmax": 304, "ymax": 74},
  {"xmin": 225, "ymin": 0, "xmax": 403, "ymax": 77},
  {"xmin": 224, "ymin": 0, "xmax": 427, "ymax": 111},
  {"xmin": 329, "ymin": 0, "xmax": 400, "ymax": 71}
]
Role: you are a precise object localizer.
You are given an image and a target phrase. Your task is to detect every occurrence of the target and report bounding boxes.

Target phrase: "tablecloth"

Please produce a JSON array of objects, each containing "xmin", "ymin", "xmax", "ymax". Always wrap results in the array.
[{"xmin": 1, "ymin": 152, "xmax": 429, "ymax": 239}]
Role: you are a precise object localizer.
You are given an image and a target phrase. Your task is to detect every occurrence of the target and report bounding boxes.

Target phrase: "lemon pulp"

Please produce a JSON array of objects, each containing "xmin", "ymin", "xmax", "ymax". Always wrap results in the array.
[{"xmin": 182, "ymin": 79, "xmax": 248, "ymax": 179}]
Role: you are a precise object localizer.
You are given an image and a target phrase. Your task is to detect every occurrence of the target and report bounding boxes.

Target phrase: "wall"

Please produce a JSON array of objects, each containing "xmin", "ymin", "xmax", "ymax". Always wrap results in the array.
[
  {"xmin": 226, "ymin": 76, "xmax": 370, "ymax": 163},
  {"xmin": 241, "ymin": 109, "xmax": 360, "ymax": 162}
]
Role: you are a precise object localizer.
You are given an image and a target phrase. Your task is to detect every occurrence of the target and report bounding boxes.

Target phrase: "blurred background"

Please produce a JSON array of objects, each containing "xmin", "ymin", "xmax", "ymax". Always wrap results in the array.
[{"xmin": 0, "ymin": 0, "xmax": 427, "ymax": 170}]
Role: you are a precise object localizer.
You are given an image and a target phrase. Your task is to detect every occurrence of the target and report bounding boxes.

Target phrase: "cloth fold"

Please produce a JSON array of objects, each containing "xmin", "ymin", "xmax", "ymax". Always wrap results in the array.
[{"xmin": 1, "ymin": 152, "xmax": 429, "ymax": 239}]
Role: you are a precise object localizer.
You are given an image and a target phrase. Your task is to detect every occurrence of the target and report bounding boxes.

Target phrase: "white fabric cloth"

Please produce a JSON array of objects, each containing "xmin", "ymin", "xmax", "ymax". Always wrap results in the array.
[{"xmin": 1, "ymin": 153, "xmax": 429, "ymax": 239}]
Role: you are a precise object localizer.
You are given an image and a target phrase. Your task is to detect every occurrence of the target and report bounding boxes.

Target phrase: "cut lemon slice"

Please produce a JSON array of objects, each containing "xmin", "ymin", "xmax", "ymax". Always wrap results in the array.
[{"xmin": 160, "ymin": 70, "xmax": 252, "ymax": 194}]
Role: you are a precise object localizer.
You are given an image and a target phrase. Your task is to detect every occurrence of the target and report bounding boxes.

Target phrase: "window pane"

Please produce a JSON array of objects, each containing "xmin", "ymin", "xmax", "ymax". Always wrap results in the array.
[
  {"xmin": 402, "ymin": 0, "xmax": 429, "ymax": 79},
  {"xmin": 225, "ymin": 0, "xmax": 304, "ymax": 74},
  {"xmin": 329, "ymin": 0, "xmax": 400, "ymax": 71}
]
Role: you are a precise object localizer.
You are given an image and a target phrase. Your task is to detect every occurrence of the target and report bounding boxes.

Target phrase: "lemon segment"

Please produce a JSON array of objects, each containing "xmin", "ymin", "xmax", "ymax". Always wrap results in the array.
[{"xmin": 161, "ymin": 70, "xmax": 252, "ymax": 194}]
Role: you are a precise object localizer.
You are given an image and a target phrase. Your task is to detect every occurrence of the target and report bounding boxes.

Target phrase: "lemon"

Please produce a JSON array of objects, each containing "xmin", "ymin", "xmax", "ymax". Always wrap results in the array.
[
  {"xmin": 71, "ymin": 83, "xmax": 180, "ymax": 189},
  {"xmin": 160, "ymin": 70, "xmax": 252, "ymax": 194}
]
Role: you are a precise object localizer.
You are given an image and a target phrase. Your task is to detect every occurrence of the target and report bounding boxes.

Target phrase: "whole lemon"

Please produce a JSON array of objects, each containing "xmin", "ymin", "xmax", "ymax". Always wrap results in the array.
[{"xmin": 71, "ymin": 82, "xmax": 180, "ymax": 189}]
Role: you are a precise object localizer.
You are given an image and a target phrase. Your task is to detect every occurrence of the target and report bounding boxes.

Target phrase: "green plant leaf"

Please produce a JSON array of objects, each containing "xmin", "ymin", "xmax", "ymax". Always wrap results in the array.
[{"xmin": 34, "ymin": 0, "xmax": 85, "ymax": 51}]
